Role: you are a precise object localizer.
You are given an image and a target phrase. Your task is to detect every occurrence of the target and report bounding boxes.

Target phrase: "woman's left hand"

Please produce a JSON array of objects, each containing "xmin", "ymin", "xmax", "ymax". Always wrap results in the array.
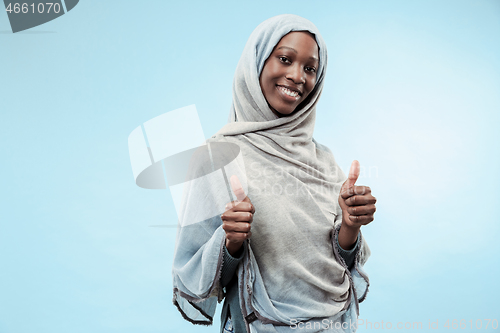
[
  {"xmin": 337, "ymin": 160, "xmax": 376, "ymax": 249},
  {"xmin": 339, "ymin": 184, "xmax": 377, "ymax": 228}
]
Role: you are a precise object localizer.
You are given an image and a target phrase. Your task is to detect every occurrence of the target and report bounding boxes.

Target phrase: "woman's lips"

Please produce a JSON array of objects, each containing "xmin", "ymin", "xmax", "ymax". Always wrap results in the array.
[{"xmin": 277, "ymin": 85, "xmax": 301, "ymax": 101}]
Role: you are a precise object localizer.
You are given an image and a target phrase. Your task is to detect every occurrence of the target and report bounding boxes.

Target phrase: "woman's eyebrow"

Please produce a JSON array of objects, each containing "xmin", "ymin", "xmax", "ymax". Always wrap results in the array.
[
  {"xmin": 277, "ymin": 46, "xmax": 297, "ymax": 53},
  {"xmin": 277, "ymin": 46, "xmax": 318, "ymax": 62}
]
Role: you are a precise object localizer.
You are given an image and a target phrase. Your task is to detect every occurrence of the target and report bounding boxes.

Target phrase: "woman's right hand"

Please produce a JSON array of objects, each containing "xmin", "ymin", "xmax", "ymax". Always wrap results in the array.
[{"xmin": 221, "ymin": 176, "xmax": 255, "ymax": 256}]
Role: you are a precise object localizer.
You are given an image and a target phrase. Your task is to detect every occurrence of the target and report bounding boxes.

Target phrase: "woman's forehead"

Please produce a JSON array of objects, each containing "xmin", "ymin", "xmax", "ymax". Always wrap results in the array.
[{"xmin": 273, "ymin": 31, "xmax": 319, "ymax": 59}]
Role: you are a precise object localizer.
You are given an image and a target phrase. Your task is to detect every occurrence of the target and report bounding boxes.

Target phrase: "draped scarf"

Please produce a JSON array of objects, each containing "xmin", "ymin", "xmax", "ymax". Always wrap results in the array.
[{"xmin": 172, "ymin": 14, "xmax": 370, "ymax": 333}]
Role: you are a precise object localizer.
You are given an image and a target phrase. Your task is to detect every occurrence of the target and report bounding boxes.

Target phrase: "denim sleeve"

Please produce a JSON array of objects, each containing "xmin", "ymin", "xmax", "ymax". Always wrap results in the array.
[
  {"xmin": 220, "ymin": 244, "xmax": 244, "ymax": 287},
  {"xmin": 335, "ymin": 232, "xmax": 360, "ymax": 270}
]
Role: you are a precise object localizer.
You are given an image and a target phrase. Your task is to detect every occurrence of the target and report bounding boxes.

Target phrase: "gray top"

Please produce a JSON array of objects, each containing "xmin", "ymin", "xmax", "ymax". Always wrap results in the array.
[{"xmin": 220, "ymin": 232, "xmax": 361, "ymax": 333}]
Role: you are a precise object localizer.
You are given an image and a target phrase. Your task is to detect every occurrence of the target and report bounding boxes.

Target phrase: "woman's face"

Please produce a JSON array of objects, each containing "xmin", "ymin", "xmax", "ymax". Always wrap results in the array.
[{"xmin": 259, "ymin": 31, "xmax": 319, "ymax": 117}]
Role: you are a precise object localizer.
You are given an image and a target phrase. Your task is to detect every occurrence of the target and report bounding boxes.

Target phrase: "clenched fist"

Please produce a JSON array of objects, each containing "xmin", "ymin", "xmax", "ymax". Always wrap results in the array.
[
  {"xmin": 338, "ymin": 160, "xmax": 376, "ymax": 249},
  {"xmin": 221, "ymin": 175, "xmax": 255, "ymax": 256}
]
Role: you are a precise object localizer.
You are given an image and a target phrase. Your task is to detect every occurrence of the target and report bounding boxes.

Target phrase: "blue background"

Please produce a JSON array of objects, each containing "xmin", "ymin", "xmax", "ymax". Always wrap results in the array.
[{"xmin": 1, "ymin": 0, "xmax": 499, "ymax": 332}]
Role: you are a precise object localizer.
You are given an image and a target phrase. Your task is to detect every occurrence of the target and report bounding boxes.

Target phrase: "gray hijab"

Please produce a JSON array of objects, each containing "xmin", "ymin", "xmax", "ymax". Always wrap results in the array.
[{"xmin": 172, "ymin": 14, "xmax": 370, "ymax": 332}]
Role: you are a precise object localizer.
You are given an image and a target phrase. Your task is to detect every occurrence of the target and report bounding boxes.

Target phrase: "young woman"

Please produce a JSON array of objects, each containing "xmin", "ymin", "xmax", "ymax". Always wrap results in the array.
[{"xmin": 172, "ymin": 14, "xmax": 376, "ymax": 333}]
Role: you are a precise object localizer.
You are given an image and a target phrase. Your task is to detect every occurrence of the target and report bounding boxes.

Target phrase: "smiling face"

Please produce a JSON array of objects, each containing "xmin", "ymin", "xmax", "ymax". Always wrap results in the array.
[{"xmin": 259, "ymin": 31, "xmax": 319, "ymax": 117}]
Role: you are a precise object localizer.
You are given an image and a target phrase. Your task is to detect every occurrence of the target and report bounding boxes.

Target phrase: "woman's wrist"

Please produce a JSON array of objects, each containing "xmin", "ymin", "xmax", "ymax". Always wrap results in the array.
[
  {"xmin": 338, "ymin": 222, "xmax": 360, "ymax": 250},
  {"xmin": 225, "ymin": 239, "xmax": 244, "ymax": 257}
]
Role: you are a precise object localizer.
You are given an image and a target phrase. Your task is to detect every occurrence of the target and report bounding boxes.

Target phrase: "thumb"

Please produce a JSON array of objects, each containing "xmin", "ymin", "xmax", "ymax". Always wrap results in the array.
[
  {"xmin": 230, "ymin": 175, "xmax": 247, "ymax": 202},
  {"xmin": 343, "ymin": 160, "xmax": 360, "ymax": 190}
]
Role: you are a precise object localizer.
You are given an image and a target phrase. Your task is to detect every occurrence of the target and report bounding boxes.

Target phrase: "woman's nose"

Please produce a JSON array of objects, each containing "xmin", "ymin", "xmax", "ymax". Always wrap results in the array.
[{"xmin": 286, "ymin": 64, "xmax": 305, "ymax": 84}]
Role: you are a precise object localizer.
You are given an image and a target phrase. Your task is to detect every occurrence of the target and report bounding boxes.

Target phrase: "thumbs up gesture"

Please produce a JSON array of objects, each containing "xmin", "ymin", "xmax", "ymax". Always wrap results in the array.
[
  {"xmin": 221, "ymin": 175, "xmax": 255, "ymax": 256},
  {"xmin": 338, "ymin": 161, "xmax": 377, "ymax": 249}
]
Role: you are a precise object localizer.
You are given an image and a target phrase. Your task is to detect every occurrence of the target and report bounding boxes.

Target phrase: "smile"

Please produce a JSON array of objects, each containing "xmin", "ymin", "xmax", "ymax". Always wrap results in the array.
[{"xmin": 277, "ymin": 85, "xmax": 301, "ymax": 99}]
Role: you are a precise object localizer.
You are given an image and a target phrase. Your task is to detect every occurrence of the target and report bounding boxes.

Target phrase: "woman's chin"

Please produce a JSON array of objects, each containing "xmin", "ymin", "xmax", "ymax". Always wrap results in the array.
[{"xmin": 271, "ymin": 105, "xmax": 296, "ymax": 117}]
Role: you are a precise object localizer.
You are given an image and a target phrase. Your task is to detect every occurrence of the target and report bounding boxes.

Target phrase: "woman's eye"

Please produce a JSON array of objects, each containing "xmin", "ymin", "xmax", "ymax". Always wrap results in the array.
[
  {"xmin": 279, "ymin": 56, "xmax": 290, "ymax": 64},
  {"xmin": 306, "ymin": 67, "xmax": 316, "ymax": 73}
]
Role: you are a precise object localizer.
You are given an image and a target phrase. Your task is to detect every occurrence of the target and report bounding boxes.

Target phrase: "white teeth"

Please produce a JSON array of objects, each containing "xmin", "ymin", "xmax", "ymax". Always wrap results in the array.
[{"xmin": 279, "ymin": 86, "xmax": 299, "ymax": 97}]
